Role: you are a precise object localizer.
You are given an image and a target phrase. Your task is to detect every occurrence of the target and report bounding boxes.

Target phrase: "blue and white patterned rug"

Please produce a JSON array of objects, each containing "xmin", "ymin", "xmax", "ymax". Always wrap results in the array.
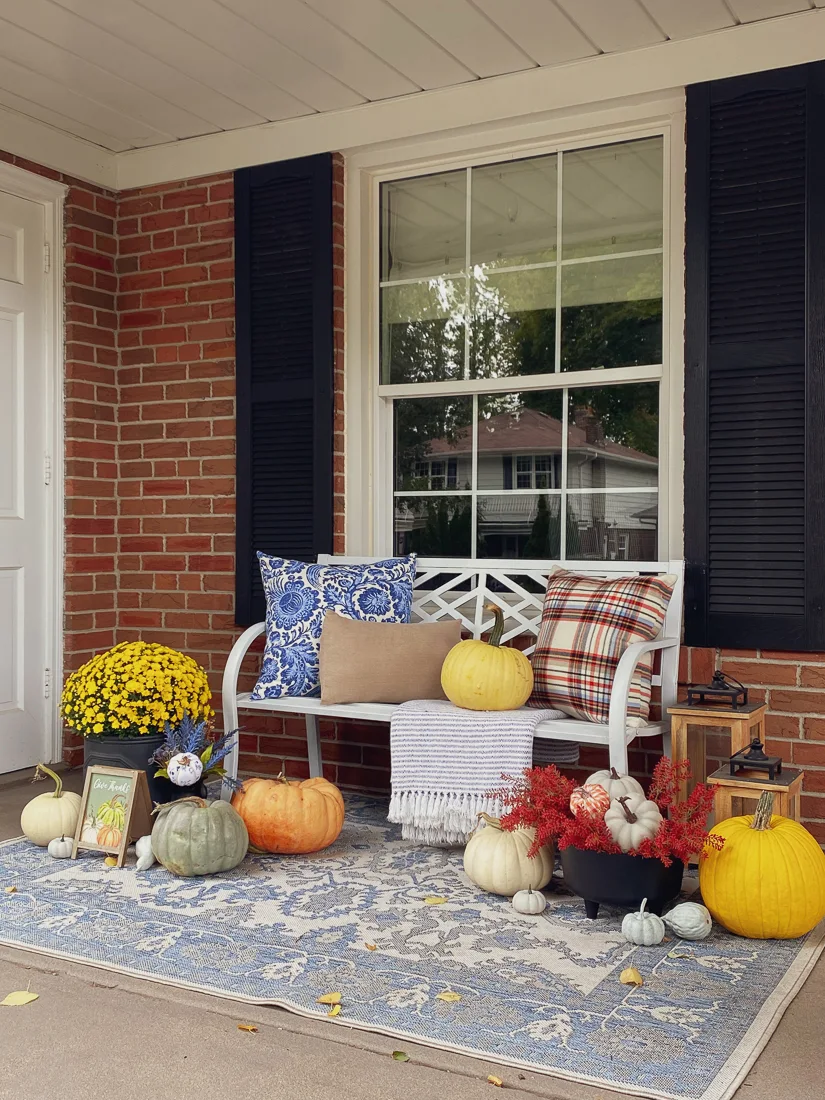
[{"xmin": 1, "ymin": 795, "xmax": 822, "ymax": 1100}]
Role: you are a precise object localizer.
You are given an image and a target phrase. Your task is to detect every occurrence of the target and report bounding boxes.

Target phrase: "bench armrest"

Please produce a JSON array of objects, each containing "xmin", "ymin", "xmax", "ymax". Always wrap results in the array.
[
  {"xmin": 607, "ymin": 636, "xmax": 681, "ymax": 772},
  {"xmin": 220, "ymin": 622, "xmax": 266, "ymax": 796}
]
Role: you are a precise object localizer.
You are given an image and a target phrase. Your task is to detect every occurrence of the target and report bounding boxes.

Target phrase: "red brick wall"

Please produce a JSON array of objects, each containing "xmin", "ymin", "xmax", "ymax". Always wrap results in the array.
[{"xmin": 0, "ymin": 151, "xmax": 119, "ymax": 766}]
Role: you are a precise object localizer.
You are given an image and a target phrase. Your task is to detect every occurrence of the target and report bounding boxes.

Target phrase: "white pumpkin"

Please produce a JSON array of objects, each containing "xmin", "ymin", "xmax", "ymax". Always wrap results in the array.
[
  {"xmin": 663, "ymin": 901, "xmax": 713, "ymax": 941},
  {"xmin": 135, "ymin": 834, "xmax": 156, "ymax": 871},
  {"xmin": 20, "ymin": 764, "xmax": 82, "ymax": 846},
  {"xmin": 585, "ymin": 767, "xmax": 645, "ymax": 802},
  {"xmin": 167, "ymin": 752, "xmax": 204, "ymax": 787},
  {"xmin": 622, "ymin": 897, "xmax": 666, "ymax": 946},
  {"xmin": 605, "ymin": 795, "xmax": 663, "ymax": 853},
  {"xmin": 463, "ymin": 813, "xmax": 553, "ymax": 897},
  {"xmin": 512, "ymin": 888, "xmax": 547, "ymax": 915},
  {"xmin": 47, "ymin": 835, "xmax": 74, "ymax": 859}
]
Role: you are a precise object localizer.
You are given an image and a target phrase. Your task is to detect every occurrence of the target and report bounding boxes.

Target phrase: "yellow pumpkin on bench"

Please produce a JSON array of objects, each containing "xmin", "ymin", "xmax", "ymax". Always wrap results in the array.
[{"xmin": 441, "ymin": 604, "xmax": 534, "ymax": 711}]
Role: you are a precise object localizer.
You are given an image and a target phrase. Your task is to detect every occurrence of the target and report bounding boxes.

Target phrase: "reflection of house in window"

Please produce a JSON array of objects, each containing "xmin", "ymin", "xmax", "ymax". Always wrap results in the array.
[
  {"xmin": 413, "ymin": 458, "xmax": 458, "ymax": 490},
  {"xmin": 398, "ymin": 406, "xmax": 658, "ymax": 560}
]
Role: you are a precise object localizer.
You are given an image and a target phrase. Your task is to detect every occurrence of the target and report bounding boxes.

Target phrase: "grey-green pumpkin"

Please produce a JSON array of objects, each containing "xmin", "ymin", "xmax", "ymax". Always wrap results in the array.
[{"xmin": 151, "ymin": 797, "xmax": 249, "ymax": 877}]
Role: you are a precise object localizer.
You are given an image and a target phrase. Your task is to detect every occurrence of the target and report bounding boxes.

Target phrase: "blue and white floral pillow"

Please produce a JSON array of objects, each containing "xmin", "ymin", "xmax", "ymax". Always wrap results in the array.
[{"xmin": 251, "ymin": 554, "xmax": 417, "ymax": 700}]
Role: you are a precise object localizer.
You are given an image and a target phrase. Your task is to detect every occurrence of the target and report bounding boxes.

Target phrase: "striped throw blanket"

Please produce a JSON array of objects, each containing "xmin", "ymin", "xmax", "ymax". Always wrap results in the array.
[{"xmin": 388, "ymin": 699, "xmax": 578, "ymax": 846}]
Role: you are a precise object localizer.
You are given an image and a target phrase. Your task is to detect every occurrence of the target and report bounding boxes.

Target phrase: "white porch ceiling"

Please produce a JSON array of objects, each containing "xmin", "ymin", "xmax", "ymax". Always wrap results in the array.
[{"xmin": 0, "ymin": 0, "xmax": 819, "ymax": 156}]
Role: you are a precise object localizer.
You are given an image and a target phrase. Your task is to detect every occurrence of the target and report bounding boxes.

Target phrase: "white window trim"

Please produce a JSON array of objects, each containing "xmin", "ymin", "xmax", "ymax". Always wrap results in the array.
[{"xmin": 344, "ymin": 91, "xmax": 686, "ymax": 564}]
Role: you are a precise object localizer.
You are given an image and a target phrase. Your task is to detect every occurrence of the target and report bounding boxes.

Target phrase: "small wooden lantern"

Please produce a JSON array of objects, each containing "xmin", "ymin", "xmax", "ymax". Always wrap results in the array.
[{"xmin": 706, "ymin": 765, "xmax": 804, "ymax": 824}]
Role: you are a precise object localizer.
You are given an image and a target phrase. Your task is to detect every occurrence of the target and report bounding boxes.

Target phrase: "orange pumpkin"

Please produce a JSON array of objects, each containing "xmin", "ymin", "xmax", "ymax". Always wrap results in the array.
[
  {"xmin": 231, "ymin": 775, "xmax": 344, "ymax": 854},
  {"xmin": 97, "ymin": 824, "xmax": 122, "ymax": 848},
  {"xmin": 569, "ymin": 783, "xmax": 611, "ymax": 819}
]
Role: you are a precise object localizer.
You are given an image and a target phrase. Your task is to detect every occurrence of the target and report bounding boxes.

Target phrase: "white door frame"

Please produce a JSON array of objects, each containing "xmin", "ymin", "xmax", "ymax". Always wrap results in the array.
[{"xmin": 0, "ymin": 162, "xmax": 67, "ymax": 765}]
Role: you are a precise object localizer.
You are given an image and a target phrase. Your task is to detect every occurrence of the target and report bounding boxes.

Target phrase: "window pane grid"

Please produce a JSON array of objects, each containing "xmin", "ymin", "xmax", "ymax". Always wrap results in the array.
[{"xmin": 385, "ymin": 136, "xmax": 664, "ymax": 562}]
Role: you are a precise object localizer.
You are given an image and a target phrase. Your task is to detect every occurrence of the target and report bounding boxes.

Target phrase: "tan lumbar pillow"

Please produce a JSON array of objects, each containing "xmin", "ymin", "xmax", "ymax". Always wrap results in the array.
[{"xmin": 319, "ymin": 611, "xmax": 462, "ymax": 705}]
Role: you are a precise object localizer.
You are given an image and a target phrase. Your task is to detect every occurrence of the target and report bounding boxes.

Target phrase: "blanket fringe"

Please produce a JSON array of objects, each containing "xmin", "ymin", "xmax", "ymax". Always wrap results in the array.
[{"xmin": 388, "ymin": 790, "xmax": 504, "ymax": 847}]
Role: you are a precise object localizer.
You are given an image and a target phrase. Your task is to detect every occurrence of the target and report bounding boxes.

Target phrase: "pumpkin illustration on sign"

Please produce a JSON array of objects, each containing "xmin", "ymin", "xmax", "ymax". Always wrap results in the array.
[
  {"xmin": 231, "ymin": 775, "xmax": 344, "ymax": 854},
  {"xmin": 440, "ymin": 604, "xmax": 533, "ymax": 711},
  {"xmin": 700, "ymin": 791, "xmax": 825, "ymax": 939}
]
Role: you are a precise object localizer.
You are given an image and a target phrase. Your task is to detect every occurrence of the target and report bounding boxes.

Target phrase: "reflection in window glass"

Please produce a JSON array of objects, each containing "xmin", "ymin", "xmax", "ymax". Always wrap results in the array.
[
  {"xmin": 470, "ymin": 267, "xmax": 556, "ymax": 380},
  {"xmin": 394, "ymin": 395, "xmax": 473, "ymax": 491},
  {"xmin": 471, "ymin": 155, "xmax": 557, "ymax": 271},
  {"xmin": 475, "ymin": 392, "xmax": 563, "ymax": 492},
  {"xmin": 394, "ymin": 496, "xmax": 472, "ymax": 558},
  {"xmin": 566, "ymin": 492, "xmax": 658, "ymax": 561},
  {"xmin": 477, "ymin": 494, "xmax": 561, "ymax": 559},
  {"xmin": 381, "ymin": 279, "xmax": 467, "ymax": 385},
  {"xmin": 560, "ymin": 253, "xmax": 662, "ymax": 372},
  {"xmin": 562, "ymin": 138, "xmax": 663, "ymax": 260},
  {"xmin": 381, "ymin": 170, "xmax": 466, "ymax": 282},
  {"xmin": 566, "ymin": 383, "xmax": 658, "ymax": 489}
]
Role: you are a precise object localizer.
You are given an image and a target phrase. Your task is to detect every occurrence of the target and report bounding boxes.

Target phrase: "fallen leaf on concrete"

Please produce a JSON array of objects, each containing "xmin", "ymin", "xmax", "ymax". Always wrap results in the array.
[
  {"xmin": 620, "ymin": 966, "xmax": 644, "ymax": 987},
  {"xmin": 4, "ymin": 887, "xmax": 16, "ymax": 894},
  {"xmin": 1, "ymin": 991, "xmax": 38, "ymax": 1007},
  {"xmin": 424, "ymin": 896, "xmax": 447, "ymax": 905},
  {"xmin": 316, "ymin": 992, "xmax": 342, "ymax": 1005},
  {"xmin": 327, "ymin": 1004, "xmax": 342, "ymax": 1018},
  {"xmin": 435, "ymin": 991, "xmax": 462, "ymax": 1003},
  {"xmin": 487, "ymin": 1075, "xmax": 503, "ymax": 1087},
  {"xmin": 237, "ymin": 1024, "xmax": 258, "ymax": 1033},
  {"xmin": 392, "ymin": 1051, "xmax": 410, "ymax": 1062},
  {"xmin": 517, "ymin": 1074, "xmax": 526, "ymax": 1080},
  {"xmin": 365, "ymin": 943, "xmax": 377, "ymax": 951}
]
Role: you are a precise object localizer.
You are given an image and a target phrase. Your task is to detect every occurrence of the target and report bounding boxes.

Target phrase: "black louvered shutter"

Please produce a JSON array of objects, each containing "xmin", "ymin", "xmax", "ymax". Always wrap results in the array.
[
  {"xmin": 685, "ymin": 65, "xmax": 825, "ymax": 650},
  {"xmin": 235, "ymin": 155, "xmax": 334, "ymax": 626}
]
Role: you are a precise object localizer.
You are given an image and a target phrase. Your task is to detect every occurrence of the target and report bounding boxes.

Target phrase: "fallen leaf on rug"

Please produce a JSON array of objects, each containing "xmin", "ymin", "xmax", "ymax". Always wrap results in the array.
[
  {"xmin": 1, "ymin": 991, "xmax": 38, "ymax": 1007},
  {"xmin": 487, "ymin": 1075, "xmax": 503, "ymax": 1087},
  {"xmin": 4, "ymin": 886, "xmax": 16, "ymax": 894},
  {"xmin": 327, "ymin": 1005, "xmax": 342, "ymax": 1018},
  {"xmin": 424, "ymin": 896, "xmax": 447, "ymax": 905},
  {"xmin": 316, "ymin": 992, "xmax": 342, "ymax": 1005},
  {"xmin": 436, "ymin": 991, "xmax": 462, "ymax": 1003},
  {"xmin": 392, "ymin": 1051, "xmax": 410, "ymax": 1062},
  {"xmin": 365, "ymin": 943, "xmax": 377, "ymax": 951},
  {"xmin": 104, "ymin": 857, "xmax": 118, "ymax": 868},
  {"xmin": 620, "ymin": 967, "xmax": 644, "ymax": 987},
  {"xmin": 237, "ymin": 1024, "xmax": 258, "ymax": 1033}
]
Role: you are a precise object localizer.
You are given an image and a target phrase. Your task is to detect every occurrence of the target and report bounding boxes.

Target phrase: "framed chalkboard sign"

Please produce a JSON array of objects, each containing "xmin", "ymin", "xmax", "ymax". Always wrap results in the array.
[{"xmin": 72, "ymin": 767, "xmax": 153, "ymax": 867}]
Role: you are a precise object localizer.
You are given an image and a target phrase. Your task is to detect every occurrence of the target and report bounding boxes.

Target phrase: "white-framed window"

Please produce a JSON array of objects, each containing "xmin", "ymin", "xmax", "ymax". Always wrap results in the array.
[{"xmin": 345, "ymin": 104, "xmax": 684, "ymax": 564}]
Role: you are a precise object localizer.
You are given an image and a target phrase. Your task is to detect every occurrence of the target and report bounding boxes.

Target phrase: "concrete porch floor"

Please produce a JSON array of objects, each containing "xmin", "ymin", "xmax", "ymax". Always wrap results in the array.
[{"xmin": 0, "ymin": 771, "xmax": 822, "ymax": 1100}]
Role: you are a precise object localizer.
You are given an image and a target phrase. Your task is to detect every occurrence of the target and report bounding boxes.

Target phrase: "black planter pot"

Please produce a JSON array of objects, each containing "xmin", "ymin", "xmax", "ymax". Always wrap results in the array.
[
  {"xmin": 560, "ymin": 847, "xmax": 684, "ymax": 919},
  {"xmin": 83, "ymin": 735, "xmax": 205, "ymax": 806}
]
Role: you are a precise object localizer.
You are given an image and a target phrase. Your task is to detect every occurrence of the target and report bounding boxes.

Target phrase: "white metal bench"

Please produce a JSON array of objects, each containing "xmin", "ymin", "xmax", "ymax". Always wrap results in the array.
[{"xmin": 222, "ymin": 557, "xmax": 684, "ymax": 792}]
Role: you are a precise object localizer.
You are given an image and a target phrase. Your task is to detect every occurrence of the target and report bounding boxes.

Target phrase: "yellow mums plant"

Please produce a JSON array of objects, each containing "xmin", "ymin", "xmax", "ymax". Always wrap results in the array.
[{"xmin": 61, "ymin": 641, "xmax": 214, "ymax": 739}]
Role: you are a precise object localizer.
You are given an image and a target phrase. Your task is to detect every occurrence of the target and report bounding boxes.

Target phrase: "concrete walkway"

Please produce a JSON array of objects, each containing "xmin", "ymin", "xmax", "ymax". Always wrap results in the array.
[{"xmin": 0, "ymin": 771, "xmax": 822, "ymax": 1100}]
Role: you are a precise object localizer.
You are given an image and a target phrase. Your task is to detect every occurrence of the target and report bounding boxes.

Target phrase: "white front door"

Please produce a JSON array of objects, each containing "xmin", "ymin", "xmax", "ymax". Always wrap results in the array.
[{"xmin": 0, "ymin": 189, "xmax": 48, "ymax": 773}]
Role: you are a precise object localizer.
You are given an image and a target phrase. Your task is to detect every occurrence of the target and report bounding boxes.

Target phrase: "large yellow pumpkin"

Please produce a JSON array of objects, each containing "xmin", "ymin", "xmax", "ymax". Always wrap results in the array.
[
  {"xmin": 231, "ymin": 775, "xmax": 344, "ymax": 854},
  {"xmin": 700, "ymin": 792, "xmax": 825, "ymax": 939},
  {"xmin": 441, "ymin": 604, "xmax": 533, "ymax": 711}
]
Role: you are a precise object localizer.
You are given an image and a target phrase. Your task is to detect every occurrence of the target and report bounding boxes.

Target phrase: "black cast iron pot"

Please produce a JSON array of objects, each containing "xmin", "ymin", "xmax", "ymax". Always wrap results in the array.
[
  {"xmin": 83, "ymin": 734, "xmax": 205, "ymax": 806},
  {"xmin": 560, "ymin": 846, "xmax": 684, "ymax": 919}
]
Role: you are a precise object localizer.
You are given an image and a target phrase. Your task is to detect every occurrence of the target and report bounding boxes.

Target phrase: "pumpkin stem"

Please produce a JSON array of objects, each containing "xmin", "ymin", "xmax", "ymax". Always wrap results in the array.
[
  {"xmin": 33, "ymin": 762, "xmax": 63, "ymax": 799},
  {"xmin": 476, "ymin": 811, "xmax": 503, "ymax": 830},
  {"xmin": 750, "ymin": 791, "xmax": 775, "ymax": 831},
  {"xmin": 152, "ymin": 795, "xmax": 207, "ymax": 815},
  {"xmin": 618, "ymin": 796, "xmax": 638, "ymax": 824},
  {"xmin": 639, "ymin": 897, "xmax": 648, "ymax": 918},
  {"xmin": 610, "ymin": 767, "xmax": 621, "ymax": 780},
  {"xmin": 484, "ymin": 604, "xmax": 505, "ymax": 647}
]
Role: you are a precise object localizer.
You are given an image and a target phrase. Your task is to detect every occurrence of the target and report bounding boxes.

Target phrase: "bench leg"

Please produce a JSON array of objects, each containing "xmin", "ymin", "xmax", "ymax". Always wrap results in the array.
[
  {"xmin": 306, "ymin": 714, "xmax": 323, "ymax": 778},
  {"xmin": 221, "ymin": 692, "xmax": 240, "ymax": 802}
]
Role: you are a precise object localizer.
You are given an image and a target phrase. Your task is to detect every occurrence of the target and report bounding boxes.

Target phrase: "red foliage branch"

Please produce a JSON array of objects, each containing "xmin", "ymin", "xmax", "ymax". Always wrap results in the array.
[{"xmin": 488, "ymin": 756, "xmax": 722, "ymax": 865}]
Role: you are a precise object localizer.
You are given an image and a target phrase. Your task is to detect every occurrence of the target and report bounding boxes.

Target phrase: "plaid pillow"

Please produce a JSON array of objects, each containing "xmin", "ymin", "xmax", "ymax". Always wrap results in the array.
[{"xmin": 529, "ymin": 569, "xmax": 676, "ymax": 726}]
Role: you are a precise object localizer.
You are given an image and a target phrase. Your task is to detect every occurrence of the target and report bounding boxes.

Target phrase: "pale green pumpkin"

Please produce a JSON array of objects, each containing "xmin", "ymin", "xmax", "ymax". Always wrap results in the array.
[{"xmin": 151, "ymin": 797, "xmax": 249, "ymax": 878}]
